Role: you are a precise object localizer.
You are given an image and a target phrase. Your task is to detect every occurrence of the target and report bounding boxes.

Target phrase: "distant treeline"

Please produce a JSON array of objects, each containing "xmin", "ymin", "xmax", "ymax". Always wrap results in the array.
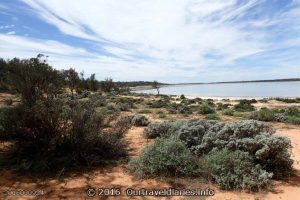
[
  {"xmin": 115, "ymin": 81, "xmax": 165, "ymax": 87},
  {"xmin": 173, "ymin": 78, "xmax": 300, "ymax": 85},
  {"xmin": 0, "ymin": 55, "xmax": 122, "ymax": 95},
  {"xmin": 0, "ymin": 55, "xmax": 165, "ymax": 94}
]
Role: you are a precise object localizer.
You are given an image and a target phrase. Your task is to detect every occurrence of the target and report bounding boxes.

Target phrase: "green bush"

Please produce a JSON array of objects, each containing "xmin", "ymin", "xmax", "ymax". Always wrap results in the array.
[
  {"xmin": 216, "ymin": 103, "xmax": 231, "ymax": 111},
  {"xmin": 275, "ymin": 98, "xmax": 300, "ymax": 103},
  {"xmin": 128, "ymin": 137, "xmax": 200, "ymax": 177},
  {"xmin": 205, "ymin": 114, "xmax": 220, "ymax": 120},
  {"xmin": 234, "ymin": 100, "xmax": 255, "ymax": 112},
  {"xmin": 158, "ymin": 113, "xmax": 167, "ymax": 118},
  {"xmin": 0, "ymin": 99, "xmax": 129, "ymax": 173},
  {"xmin": 198, "ymin": 104, "xmax": 215, "ymax": 114},
  {"xmin": 149, "ymin": 99, "xmax": 169, "ymax": 108},
  {"xmin": 223, "ymin": 109, "xmax": 234, "ymax": 116},
  {"xmin": 203, "ymin": 149, "xmax": 272, "ymax": 191},
  {"xmin": 138, "ymin": 109, "xmax": 152, "ymax": 114},
  {"xmin": 249, "ymin": 109, "xmax": 276, "ymax": 122},
  {"xmin": 287, "ymin": 116, "xmax": 300, "ymax": 125}
]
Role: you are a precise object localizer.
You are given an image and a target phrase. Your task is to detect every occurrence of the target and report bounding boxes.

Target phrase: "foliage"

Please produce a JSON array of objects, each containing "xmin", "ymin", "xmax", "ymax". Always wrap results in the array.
[
  {"xmin": 216, "ymin": 103, "xmax": 231, "ymax": 111},
  {"xmin": 138, "ymin": 109, "xmax": 152, "ymax": 114},
  {"xmin": 223, "ymin": 109, "xmax": 234, "ymax": 116},
  {"xmin": 62, "ymin": 68, "xmax": 80, "ymax": 97},
  {"xmin": 275, "ymin": 98, "xmax": 300, "ymax": 103},
  {"xmin": 180, "ymin": 94, "xmax": 186, "ymax": 99},
  {"xmin": 144, "ymin": 119, "xmax": 293, "ymax": 179},
  {"xmin": 167, "ymin": 103, "xmax": 192, "ymax": 114},
  {"xmin": 101, "ymin": 78, "xmax": 116, "ymax": 93},
  {"xmin": 159, "ymin": 113, "xmax": 167, "ymax": 118},
  {"xmin": 149, "ymin": 99, "xmax": 169, "ymax": 108},
  {"xmin": 128, "ymin": 137, "xmax": 200, "ymax": 177},
  {"xmin": 234, "ymin": 100, "xmax": 256, "ymax": 112},
  {"xmin": 131, "ymin": 115, "xmax": 150, "ymax": 126},
  {"xmin": 7, "ymin": 55, "xmax": 64, "ymax": 107},
  {"xmin": 198, "ymin": 104, "xmax": 215, "ymax": 114},
  {"xmin": 205, "ymin": 114, "xmax": 220, "ymax": 120},
  {"xmin": 0, "ymin": 99, "xmax": 129, "ymax": 173},
  {"xmin": 203, "ymin": 149, "xmax": 272, "ymax": 191}
]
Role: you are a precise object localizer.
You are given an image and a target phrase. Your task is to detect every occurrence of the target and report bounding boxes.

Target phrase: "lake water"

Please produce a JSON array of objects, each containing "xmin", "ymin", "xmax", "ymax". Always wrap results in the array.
[{"xmin": 137, "ymin": 81, "xmax": 300, "ymax": 98}]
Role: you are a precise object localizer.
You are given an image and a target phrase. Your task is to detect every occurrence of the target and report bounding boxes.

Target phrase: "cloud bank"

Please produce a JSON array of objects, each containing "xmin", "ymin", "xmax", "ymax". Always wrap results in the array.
[{"xmin": 0, "ymin": 0, "xmax": 300, "ymax": 82}]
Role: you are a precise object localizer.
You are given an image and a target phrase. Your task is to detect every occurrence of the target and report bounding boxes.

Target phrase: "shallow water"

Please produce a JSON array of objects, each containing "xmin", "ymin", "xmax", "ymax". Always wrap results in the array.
[{"xmin": 137, "ymin": 81, "xmax": 300, "ymax": 98}]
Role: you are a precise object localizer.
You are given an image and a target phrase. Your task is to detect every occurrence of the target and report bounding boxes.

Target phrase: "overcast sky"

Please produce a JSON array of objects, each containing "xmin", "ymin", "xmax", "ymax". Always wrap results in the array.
[{"xmin": 1, "ymin": 0, "xmax": 300, "ymax": 83}]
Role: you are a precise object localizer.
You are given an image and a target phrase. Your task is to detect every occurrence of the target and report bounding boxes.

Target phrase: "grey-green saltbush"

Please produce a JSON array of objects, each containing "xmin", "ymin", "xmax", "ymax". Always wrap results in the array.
[
  {"xmin": 128, "ymin": 137, "xmax": 200, "ymax": 177},
  {"xmin": 203, "ymin": 149, "xmax": 273, "ymax": 191},
  {"xmin": 144, "ymin": 120, "xmax": 293, "ymax": 179},
  {"xmin": 131, "ymin": 115, "xmax": 149, "ymax": 126}
]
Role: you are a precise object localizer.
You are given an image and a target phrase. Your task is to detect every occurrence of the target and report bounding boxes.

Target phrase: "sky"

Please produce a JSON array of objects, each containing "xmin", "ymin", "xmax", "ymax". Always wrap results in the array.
[{"xmin": 0, "ymin": 0, "xmax": 300, "ymax": 83}]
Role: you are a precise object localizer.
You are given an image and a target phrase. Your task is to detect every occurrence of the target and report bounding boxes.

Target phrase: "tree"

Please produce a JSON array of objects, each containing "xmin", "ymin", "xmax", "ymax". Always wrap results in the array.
[
  {"xmin": 7, "ymin": 54, "xmax": 63, "ymax": 107},
  {"xmin": 89, "ymin": 73, "xmax": 98, "ymax": 92},
  {"xmin": 0, "ymin": 58, "xmax": 8, "ymax": 92},
  {"xmin": 152, "ymin": 80, "xmax": 160, "ymax": 95},
  {"xmin": 62, "ymin": 68, "xmax": 80, "ymax": 97},
  {"xmin": 101, "ymin": 77, "xmax": 115, "ymax": 93}
]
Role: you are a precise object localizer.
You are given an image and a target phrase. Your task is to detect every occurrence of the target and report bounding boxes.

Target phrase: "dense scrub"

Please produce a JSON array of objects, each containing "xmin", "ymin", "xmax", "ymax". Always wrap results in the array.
[
  {"xmin": 136, "ymin": 119, "xmax": 293, "ymax": 190},
  {"xmin": 0, "ymin": 56, "xmax": 130, "ymax": 173}
]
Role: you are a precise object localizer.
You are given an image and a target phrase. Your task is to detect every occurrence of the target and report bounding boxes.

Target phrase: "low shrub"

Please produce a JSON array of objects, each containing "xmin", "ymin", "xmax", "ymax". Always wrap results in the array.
[
  {"xmin": 166, "ymin": 103, "xmax": 192, "ymax": 114},
  {"xmin": 223, "ymin": 109, "xmax": 234, "ymax": 116},
  {"xmin": 198, "ymin": 104, "xmax": 215, "ymax": 114},
  {"xmin": 149, "ymin": 99, "xmax": 169, "ymax": 108},
  {"xmin": 144, "ymin": 120, "xmax": 293, "ymax": 179},
  {"xmin": 203, "ymin": 149, "xmax": 272, "ymax": 191},
  {"xmin": 159, "ymin": 113, "xmax": 167, "ymax": 118},
  {"xmin": 180, "ymin": 94, "xmax": 186, "ymax": 99},
  {"xmin": 128, "ymin": 137, "xmax": 200, "ymax": 177},
  {"xmin": 275, "ymin": 98, "xmax": 300, "ymax": 103},
  {"xmin": 234, "ymin": 100, "xmax": 255, "ymax": 112},
  {"xmin": 131, "ymin": 115, "xmax": 150, "ymax": 126},
  {"xmin": 216, "ymin": 103, "xmax": 231, "ymax": 111},
  {"xmin": 205, "ymin": 114, "xmax": 220, "ymax": 120},
  {"xmin": 249, "ymin": 109, "xmax": 276, "ymax": 122},
  {"xmin": 287, "ymin": 116, "xmax": 300, "ymax": 125},
  {"xmin": 143, "ymin": 120, "xmax": 190, "ymax": 139},
  {"xmin": 118, "ymin": 102, "xmax": 134, "ymax": 111},
  {"xmin": 138, "ymin": 109, "xmax": 152, "ymax": 114}
]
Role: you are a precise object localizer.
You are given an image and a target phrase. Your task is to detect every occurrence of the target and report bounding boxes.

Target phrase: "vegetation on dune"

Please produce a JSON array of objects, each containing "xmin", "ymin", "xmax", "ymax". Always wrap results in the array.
[
  {"xmin": 250, "ymin": 107, "xmax": 300, "ymax": 125},
  {"xmin": 234, "ymin": 99, "xmax": 256, "ymax": 112}
]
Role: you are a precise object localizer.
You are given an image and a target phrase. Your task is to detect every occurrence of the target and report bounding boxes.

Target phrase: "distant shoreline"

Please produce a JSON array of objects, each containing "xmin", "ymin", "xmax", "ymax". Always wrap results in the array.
[
  {"xmin": 170, "ymin": 78, "xmax": 300, "ymax": 85},
  {"xmin": 130, "ymin": 79, "xmax": 300, "ymax": 91}
]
